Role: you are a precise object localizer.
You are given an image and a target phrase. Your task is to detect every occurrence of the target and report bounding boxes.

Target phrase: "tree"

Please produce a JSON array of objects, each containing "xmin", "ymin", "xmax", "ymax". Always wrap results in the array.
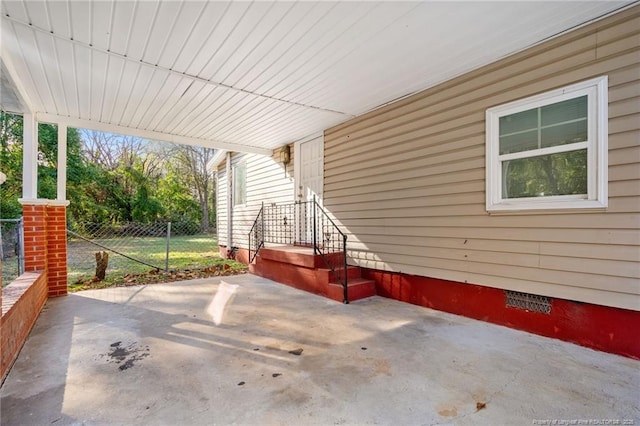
[
  {"xmin": 0, "ymin": 113, "xmax": 23, "ymax": 218},
  {"xmin": 0, "ymin": 113, "xmax": 88, "ymax": 219},
  {"xmin": 156, "ymin": 171, "xmax": 202, "ymax": 232},
  {"xmin": 166, "ymin": 145, "xmax": 216, "ymax": 232},
  {"xmin": 1, "ymin": 116, "xmax": 214, "ymax": 232},
  {"xmin": 77, "ymin": 132, "xmax": 167, "ymax": 224},
  {"xmin": 81, "ymin": 130, "xmax": 147, "ymax": 171}
]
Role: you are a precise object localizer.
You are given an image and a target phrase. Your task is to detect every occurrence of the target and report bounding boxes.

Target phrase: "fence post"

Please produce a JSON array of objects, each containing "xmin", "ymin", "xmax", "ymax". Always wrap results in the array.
[
  {"xmin": 165, "ymin": 222, "xmax": 171, "ymax": 272},
  {"xmin": 0, "ymin": 222, "xmax": 4, "ymax": 262},
  {"xmin": 18, "ymin": 217, "xmax": 24, "ymax": 275}
]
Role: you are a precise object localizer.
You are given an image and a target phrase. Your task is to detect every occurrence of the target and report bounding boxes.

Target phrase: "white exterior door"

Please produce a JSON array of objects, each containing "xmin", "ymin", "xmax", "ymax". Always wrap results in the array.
[{"xmin": 295, "ymin": 136, "xmax": 324, "ymax": 244}]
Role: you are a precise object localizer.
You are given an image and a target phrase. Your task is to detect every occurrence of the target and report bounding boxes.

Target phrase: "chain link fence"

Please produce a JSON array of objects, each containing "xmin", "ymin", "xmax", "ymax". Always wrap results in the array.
[
  {"xmin": 1, "ymin": 218, "xmax": 24, "ymax": 286},
  {"xmin": 67, "ymin": 221, "xmax": 219, "ymax": 285}
]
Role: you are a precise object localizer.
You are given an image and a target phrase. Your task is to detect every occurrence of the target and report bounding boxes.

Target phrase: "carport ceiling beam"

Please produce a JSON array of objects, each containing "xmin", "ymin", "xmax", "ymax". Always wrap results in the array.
[{"xmin": 37, "ymin": 113, "xmax": 272, "ymax": 155}]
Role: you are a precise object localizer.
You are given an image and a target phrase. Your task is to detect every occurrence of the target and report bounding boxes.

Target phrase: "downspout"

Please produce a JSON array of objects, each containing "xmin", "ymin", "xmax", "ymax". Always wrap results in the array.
[{"xmin": 226, "ymin": 152, "xmax": 233, "ymax": 258}]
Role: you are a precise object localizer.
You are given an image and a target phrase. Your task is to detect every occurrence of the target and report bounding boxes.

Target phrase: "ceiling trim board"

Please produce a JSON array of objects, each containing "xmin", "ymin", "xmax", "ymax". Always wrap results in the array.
[{"xmin": 36, "ymin": 113, "xmax": 272, "ymax": 156}]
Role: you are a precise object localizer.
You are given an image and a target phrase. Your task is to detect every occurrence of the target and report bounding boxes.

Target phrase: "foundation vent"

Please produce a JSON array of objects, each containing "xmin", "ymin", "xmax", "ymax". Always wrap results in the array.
[{"xmin": 505, "ymin": 290, "xmax": 551, "ymax": 314}]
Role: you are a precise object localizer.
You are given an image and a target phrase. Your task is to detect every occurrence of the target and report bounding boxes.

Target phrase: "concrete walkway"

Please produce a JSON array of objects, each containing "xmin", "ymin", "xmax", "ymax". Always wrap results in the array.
[{"xmin": 1, "ymin": 275, "xmax": 638, "ymax": 425}]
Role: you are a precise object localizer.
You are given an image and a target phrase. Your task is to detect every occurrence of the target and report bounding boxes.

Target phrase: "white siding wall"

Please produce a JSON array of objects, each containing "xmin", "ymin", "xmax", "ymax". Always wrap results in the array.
[
  {"xmin": 216, "ymin": 162, "xmax": 229, "ymax": 246},
  {"xmin": 217, "ymin": 146, "xmax": 295, "ymax": 248},
  {"xmin": 323, "ymin": 7, "xmax": 640, "ymax": 311}
]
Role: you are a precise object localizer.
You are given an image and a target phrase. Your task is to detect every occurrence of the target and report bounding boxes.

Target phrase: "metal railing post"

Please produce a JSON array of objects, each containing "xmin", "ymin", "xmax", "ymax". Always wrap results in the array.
[
  {"xmin": 261, "ymin": 201, "xmax": 265, "ymax": 245},
  {"xmin": 312, "ymin": 196, "xmax": 317, "ymax": 254},
  {"xmin": 342, "ymin": 233, "xmax": 348, "ymax": 304},
  {"xmin": 165, "ymin": 222, "xmax": 171, "ymax": 271},
  {"xmin": 249, "ymin": 204, "xmax": 267, "ymax": 264}
]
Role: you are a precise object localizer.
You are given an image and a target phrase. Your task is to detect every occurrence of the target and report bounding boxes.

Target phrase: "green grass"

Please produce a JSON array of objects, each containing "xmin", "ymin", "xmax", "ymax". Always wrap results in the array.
[
  {"xmin": 67, "ymin": 234, "xmax": 246, "ymax": 290},
  {"xmin": 2, "ymin": 257, "xmax": 21, "ymax": 287},
  {"xmin": 2, "ymin": 234, "xmax": 247, "ymax": 290}
]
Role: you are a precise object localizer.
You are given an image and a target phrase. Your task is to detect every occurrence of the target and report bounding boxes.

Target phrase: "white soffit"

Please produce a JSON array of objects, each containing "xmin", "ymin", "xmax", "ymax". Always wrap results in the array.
[
  {"xmin": 1, "ymin": 62, "xmax": 25, "ymax": 113},
  {"xmin": 0, "ymin": 1, "xmax": 633, "ymax": 152}
]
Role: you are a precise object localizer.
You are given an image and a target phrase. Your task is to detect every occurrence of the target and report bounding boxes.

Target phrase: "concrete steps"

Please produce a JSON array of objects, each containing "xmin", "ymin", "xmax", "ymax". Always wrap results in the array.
[{"xmin": 249, "ymin": 246, "xmax": 376, "ymax": 303}]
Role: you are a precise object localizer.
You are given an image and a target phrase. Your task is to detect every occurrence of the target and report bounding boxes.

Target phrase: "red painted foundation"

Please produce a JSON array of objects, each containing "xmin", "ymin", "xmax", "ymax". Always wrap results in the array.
[{"xmin": 362, "ymin": 269, "xmax": 640, "ymax": 360}]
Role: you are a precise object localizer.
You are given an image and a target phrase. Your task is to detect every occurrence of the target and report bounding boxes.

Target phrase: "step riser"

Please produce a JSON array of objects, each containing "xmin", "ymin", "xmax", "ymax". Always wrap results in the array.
[
  {"xmin": 315, "ymin": 266, "xmax": 362, "ymax": 284},
  {"xmin": 255, "ymin": 259, "xmax": 329, "ymax": 296},
  {"xmin": 252, "ymin": 248, "xmax": 376, "ymax": 303},
  {"xmin": 328, "ymin": 281, "xmax": 376, "ymax": 303},
  {"xmin": 258, "ymin": 248, "xmax": 344, "ymax": 269}
]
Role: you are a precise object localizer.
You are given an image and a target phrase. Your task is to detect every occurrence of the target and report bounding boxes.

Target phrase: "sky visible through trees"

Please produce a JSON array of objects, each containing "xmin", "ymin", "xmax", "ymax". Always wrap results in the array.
[{"xmin": 0, "ymin": 112, "xmax": 215, "ymax": 232}]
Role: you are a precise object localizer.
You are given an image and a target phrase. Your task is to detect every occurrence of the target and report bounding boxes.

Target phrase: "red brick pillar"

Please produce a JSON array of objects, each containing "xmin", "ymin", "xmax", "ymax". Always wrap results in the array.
[
  {"xmin": 46, "ymin": 204, "xmax": 68, "ymax": 297},
  {"xmin": 21, "ymin": 202, "xmax": 68, "ymax": 298},
  {"xmin": 22, "ymin": 204, "xmax": 47, "ymax": 272}
]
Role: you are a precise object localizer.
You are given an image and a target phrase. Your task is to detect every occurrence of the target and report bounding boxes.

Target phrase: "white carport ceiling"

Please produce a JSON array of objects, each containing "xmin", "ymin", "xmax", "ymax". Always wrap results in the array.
[{"xmin": 0, "ymin": 1, "xmax": 633, "ymax": 154}]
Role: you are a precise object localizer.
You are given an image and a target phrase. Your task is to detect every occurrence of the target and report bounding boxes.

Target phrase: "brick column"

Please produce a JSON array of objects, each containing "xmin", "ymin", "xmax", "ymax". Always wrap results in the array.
[
  {"xmin": 46, "ymin": 204, "xmax": 68, "ymax": 297},
  {"xmin": 22, "ymin": 204, "xmax": 47, "ymax": 272},
  {"xmin": 21, "ymin": 201, "xmax": 68, "ymax": 298}
]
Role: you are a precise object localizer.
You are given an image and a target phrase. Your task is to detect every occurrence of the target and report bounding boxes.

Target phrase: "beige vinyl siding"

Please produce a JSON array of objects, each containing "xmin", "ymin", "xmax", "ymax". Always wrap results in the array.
[
  {"xmin": 217, "ymin": 146, "xmax": 295, "ymax": 249},
  {"xmin": 323, "ymin": 6, "xmax": 640, "ymax": 311}
]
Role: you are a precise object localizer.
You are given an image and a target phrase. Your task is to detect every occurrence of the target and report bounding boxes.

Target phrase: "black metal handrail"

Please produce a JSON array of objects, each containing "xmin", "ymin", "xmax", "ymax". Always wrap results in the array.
[
  {"xmin": 310, "ymin": 196, "xmax": 349, "ymax": 304},
  {"xmin": 248, "ymin": 203, "xmax": 264, "ymax": 263},
  {"xmin": 247, "ymin": 197, "xmax": 349, "ymax": 303}
]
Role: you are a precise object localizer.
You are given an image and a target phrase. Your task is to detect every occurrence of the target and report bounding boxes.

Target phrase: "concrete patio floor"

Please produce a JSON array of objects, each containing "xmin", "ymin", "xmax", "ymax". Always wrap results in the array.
[{"xmin": 1, "ymin": 275, "xmax": 638, "ymax": 426}]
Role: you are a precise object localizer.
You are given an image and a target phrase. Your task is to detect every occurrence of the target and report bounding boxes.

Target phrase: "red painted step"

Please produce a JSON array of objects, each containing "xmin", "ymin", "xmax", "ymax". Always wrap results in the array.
[
  {"xmin": 328, "ymin": 278, "xmax": 377, "ymax": 303},
  {"xmin": 250, "ymin": 246, "xmax": 377, "ymax": 303},
  {"xmin": 315, "ymin": 266, "xmax": 362, "ymax": 283}
]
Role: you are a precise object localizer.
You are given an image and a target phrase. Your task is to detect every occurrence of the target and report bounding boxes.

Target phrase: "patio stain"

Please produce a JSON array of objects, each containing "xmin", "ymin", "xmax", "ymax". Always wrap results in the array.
[
  {"xmin": 371, "ymin": 358, "xmax": 391, "ymax": 376},
  {"xmin": 104, "ymin": 341, "xmax": 150, "ymax": 371},
  {"xmin": 437, "ymin": 405, "xmax": 458, "ymax": 417}
]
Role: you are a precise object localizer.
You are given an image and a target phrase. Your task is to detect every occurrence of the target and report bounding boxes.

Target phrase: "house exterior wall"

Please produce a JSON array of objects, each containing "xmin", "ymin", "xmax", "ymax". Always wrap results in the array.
[
  {"xmin": 323, "ymin": 7, "xmax": 640, "ymax": 312},
  {"xmin": 217, "ymin": 146, "xmax": 295, "ymax": 251}
]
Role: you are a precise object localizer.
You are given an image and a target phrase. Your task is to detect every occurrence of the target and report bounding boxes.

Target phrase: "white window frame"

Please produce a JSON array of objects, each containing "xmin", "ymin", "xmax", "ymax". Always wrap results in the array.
[
  {"xmin": 233, "ymin": 162, "xmax": 246, "ymax": 207},
  {"xmin": 485, "ymin": 76, "xmax": 608, "ymax": 213}
]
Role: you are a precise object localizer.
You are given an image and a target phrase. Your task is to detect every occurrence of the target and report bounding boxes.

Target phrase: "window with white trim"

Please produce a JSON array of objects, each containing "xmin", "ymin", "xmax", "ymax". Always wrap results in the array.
[
  {"xmin": 233, "ymin": 162, "xmax": 246, "ymax": 206},
  {"xmin": 486, "ymin": 76, "xmax": 608, "ymax": 212}
]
